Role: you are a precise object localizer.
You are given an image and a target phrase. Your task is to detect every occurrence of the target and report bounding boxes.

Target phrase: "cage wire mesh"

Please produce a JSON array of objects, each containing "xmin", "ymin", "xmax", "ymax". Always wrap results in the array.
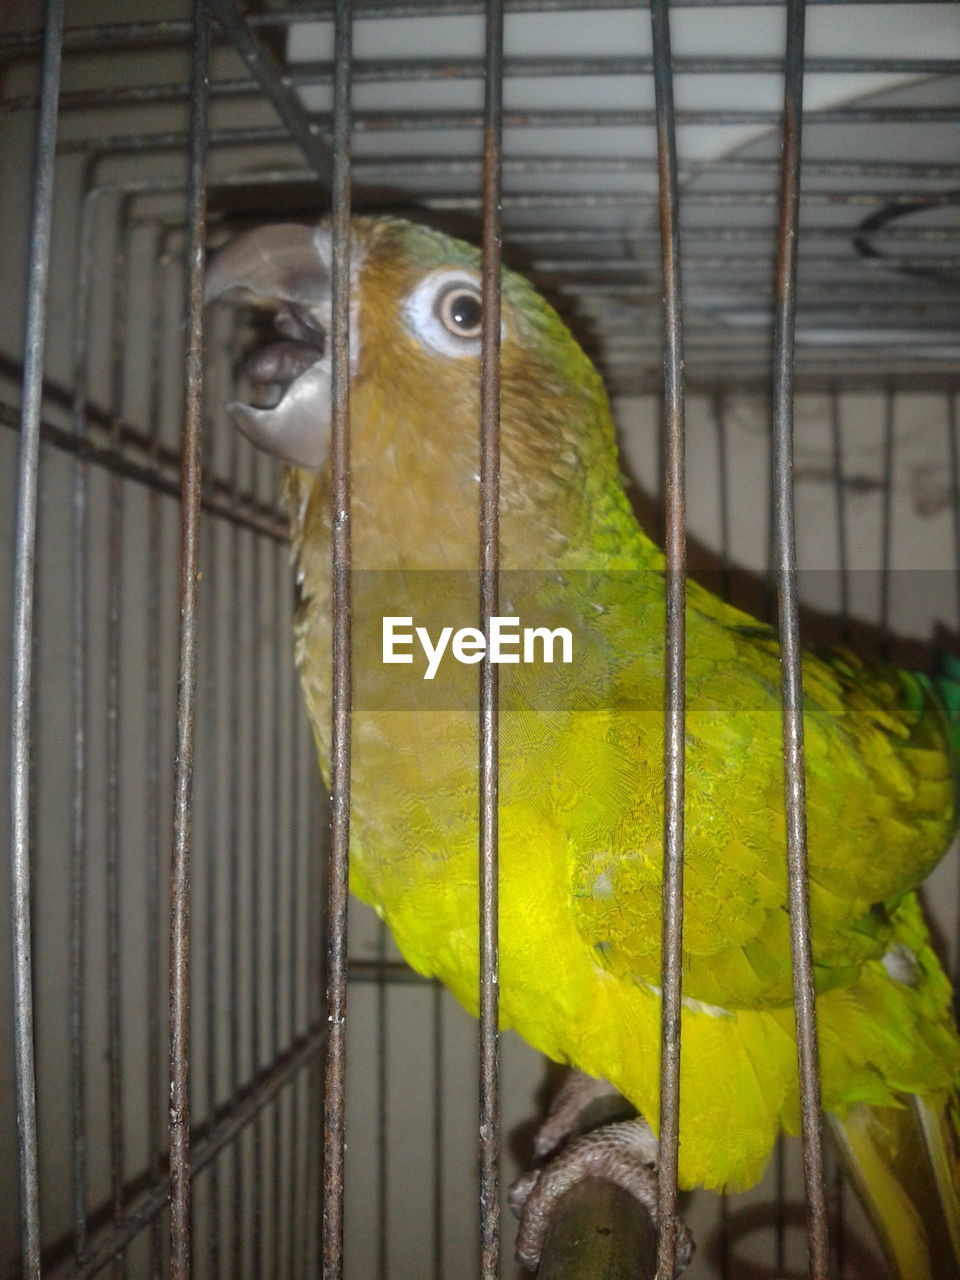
[{"xmin": 1, "ymin": 2, "xmax": 959, "ymax": 1278}]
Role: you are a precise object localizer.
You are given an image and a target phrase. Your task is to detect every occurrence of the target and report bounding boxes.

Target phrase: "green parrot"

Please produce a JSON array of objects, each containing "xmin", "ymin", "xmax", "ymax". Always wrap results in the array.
[{"xmin": 206, "ymin": 216, "xmax": 960, "ymax": 1277}]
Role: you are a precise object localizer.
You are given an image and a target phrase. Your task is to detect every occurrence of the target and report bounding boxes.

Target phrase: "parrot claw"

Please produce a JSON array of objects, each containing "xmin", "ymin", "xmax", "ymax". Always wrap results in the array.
[
  {"xmin": 533, "ymin": 1069, "xmax": 627, "ymax": 1158},
  {"xmin": 509, "ymin": 1117, "xmax": 694, "ymax": 1273}
]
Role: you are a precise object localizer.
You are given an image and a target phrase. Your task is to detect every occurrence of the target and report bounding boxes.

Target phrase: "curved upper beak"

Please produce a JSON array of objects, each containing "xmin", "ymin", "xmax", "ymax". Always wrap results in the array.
[
  {"xmin": 206, "ymin": 224, "xmax": 333, "ymax": 469},
  {"xmin": 205, "ymin": 223, "xmax": 331, "ymax": 309}
]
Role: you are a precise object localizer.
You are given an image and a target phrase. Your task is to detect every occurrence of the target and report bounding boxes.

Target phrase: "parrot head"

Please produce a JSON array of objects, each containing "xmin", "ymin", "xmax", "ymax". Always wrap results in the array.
[{"xmin": 206, "ymin": 217, "xmax": 629, "ymax": 570}]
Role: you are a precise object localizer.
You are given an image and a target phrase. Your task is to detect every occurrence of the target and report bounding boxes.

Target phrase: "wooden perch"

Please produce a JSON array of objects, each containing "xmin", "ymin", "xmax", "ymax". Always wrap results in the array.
[{"xmin": 537, "ymin": 1176, "xmax": 659, "ymax": 1280}]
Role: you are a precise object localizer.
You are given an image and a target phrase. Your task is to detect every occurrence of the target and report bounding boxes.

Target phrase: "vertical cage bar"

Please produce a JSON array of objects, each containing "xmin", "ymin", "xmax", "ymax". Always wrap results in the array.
[
  {"xmin": 227, "ymin": 395, "xmax": 245, "ymax": 1280},
  {"xmin": 249, "ymin": 513, "xmax": 265, "ymax": 1275},
  {"xmin": 8, "ymin": 4, "xmax": 64, "ymax": 1277},
  {"xmin": 478, "ymin": 2, "xmax": 504, "ymax": 1277},
  {"xmin": 649, "ymin": 2, "xmax": 687, "ymax": 1276},
  {"xmin": 322, "ymin": 1, "xmax": 353, "ymax": 1275},
  {"xmin": 306, "ymin": 755, "xmax": 324, "ymax": 1280},
  {"xmin": 287, "ymin": 660, "xmax": 303, "ymax": 1280},
  {"xmin": 270, "ymin": 540, "xmax": 284, "ymax": 1280},
  {"xmin": 169, "ymin": 2, "xmax": 210, "ymax": 1275},
  {"xmin": 203, "ymin": 287, "xmax": 229, "ymax": 1280},
  {"xmin": 69, "ymin": 182, "xmax": 98, "ymax": 1274},
  {"xmin": 770, "ymin": 3, "xmax": 830, "ymax": 1277},
  {"xmin": 710, "ymin": 387, "xmax": 730, "ymax": 1280},
  {"xmin": 105, "ymin": 210, "xmax": 132, "ymax": 1280},
  {"xmin": 149, "ymin": 242, "xmax": 172, "ymax": 1280}
]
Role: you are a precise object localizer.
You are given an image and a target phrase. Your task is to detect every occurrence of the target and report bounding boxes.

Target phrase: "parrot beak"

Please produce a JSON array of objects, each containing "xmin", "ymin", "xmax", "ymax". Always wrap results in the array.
[{"xmin": 205, "ymin": 224, "xmax": 334, "ymax": 469}]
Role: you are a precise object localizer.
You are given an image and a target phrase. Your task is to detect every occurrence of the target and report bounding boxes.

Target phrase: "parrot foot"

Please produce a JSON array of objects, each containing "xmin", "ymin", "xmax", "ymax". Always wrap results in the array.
[
  {"xmin": 509, "ymin": 1117, "xmax": 694, "ymax": 1273},
  {"xmin": 533, "ymin": 1069, "xmax": 626, "ymax": 1158}
]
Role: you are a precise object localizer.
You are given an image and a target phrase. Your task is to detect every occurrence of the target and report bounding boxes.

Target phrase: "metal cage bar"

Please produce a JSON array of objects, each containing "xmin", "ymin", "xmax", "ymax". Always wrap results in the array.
[
  {"xmin": 199, "ymin": 305, "xmax": 222, "ymax": 1280},
  {"xmin": 104, "ymin": 200, "xmax": 133, "ymax": 1280},
  {"xmin": 478, "ymin": 2, "xmax": 505, "ymax": 1278},
  {"xmin": 770, "ymin": 2, "xmax": 830, "ymax": 1275},
  {"xmin": 168, "ymin": 2, "xmax": 210, "ymax": 1275},
  {"xmin": 67, "ymin": 165, "xmax": 96, "ymax": 1280},
  {"xmin": 827, "ymin": 386, "xmax": 849, "ymax": 1279},
  {"xmin": 149, "ymin": 232, "xmax": 176, "ymax": 1280},
  {"xmin": 321, "ymin": 3, "xmax": 354, "ymax": 1277},
  {"xmin": 8, "ymin": 3, "xmax": 64, "ymax": 1277},
  {"xmin": 649, "ymin": 2, "xmax": 687, "ymax": 1277}
]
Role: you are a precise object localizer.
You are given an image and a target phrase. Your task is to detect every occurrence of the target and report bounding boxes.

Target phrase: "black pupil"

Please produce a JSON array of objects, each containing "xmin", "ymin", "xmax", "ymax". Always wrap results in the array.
[{"xmin": 448, "ymin": 292, "xmax": 481, "ymax": 332}]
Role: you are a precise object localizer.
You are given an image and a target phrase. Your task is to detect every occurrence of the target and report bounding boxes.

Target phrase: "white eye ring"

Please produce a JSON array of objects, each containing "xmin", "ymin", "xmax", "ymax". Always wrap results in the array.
[{"xmin": 402, "ymin": 268, "xmax": 500, "ymax": 359}]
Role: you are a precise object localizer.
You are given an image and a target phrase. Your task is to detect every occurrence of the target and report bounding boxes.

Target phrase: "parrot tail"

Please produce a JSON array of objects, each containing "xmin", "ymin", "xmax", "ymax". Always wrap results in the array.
[{"xmin": 828, "ymin": 1092, "xmax": 960, "ymax": 1280}]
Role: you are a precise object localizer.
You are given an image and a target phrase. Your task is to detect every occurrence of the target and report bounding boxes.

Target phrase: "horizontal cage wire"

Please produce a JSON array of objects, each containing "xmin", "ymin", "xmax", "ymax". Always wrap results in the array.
[{"xmin": 1, "ymin": 2, "xmax": 959, "ymax": 1279}]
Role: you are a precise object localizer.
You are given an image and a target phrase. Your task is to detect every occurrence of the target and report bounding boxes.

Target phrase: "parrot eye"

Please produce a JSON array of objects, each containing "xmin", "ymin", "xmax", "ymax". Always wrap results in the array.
[
  {"xmin": 402, "ymin": 268, "xmax": 498, "ymax": 359},
  {"xmin": 436, "ymin": 284, "xmax": 482, "ymax": 338}
]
